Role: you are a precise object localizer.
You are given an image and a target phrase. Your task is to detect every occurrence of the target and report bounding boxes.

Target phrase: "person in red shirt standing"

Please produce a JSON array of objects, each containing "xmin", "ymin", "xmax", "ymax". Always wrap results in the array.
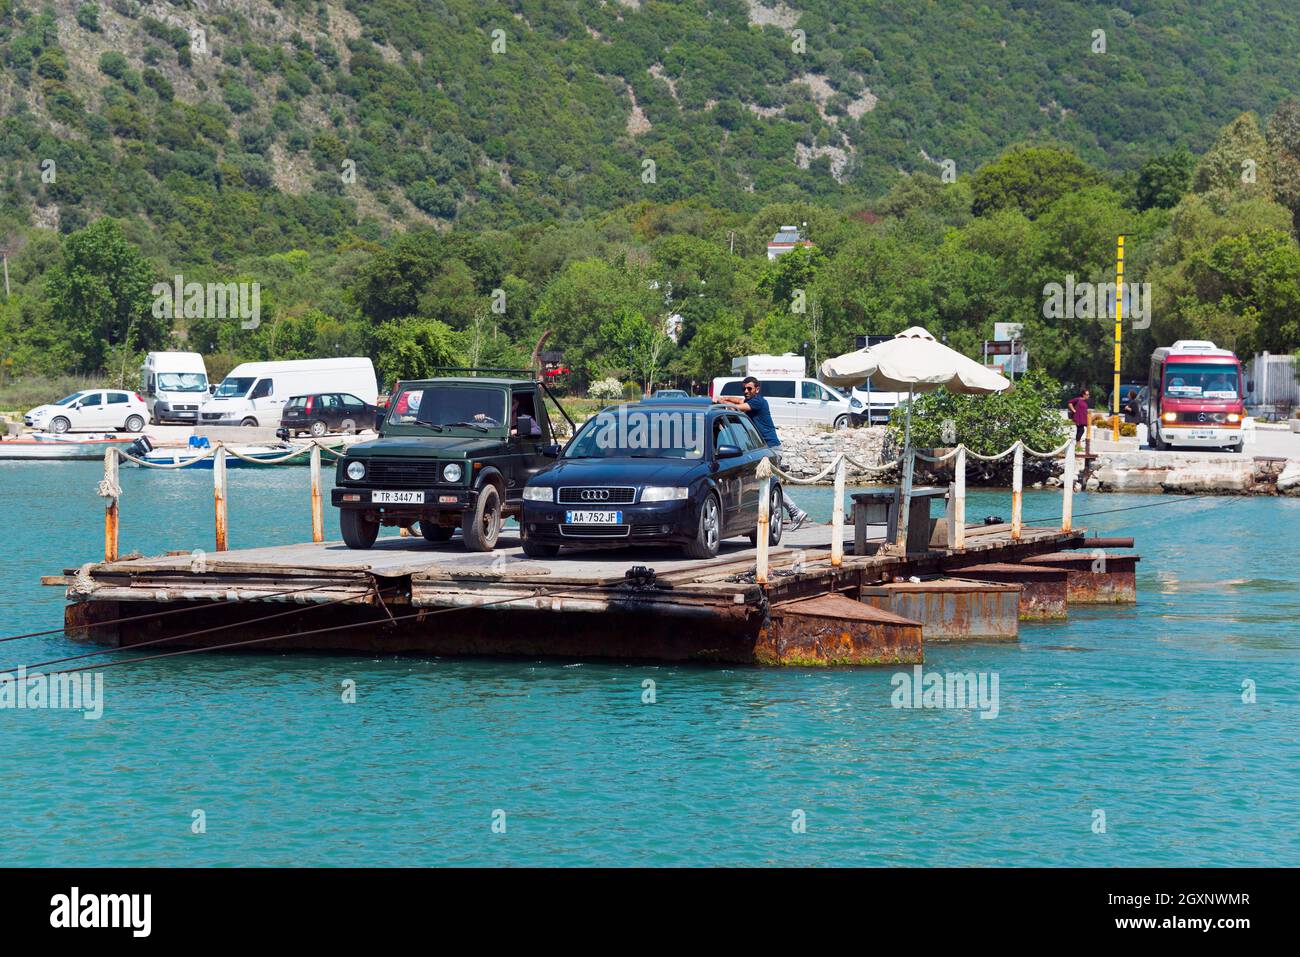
[{"xmin": 1067, "ymin": 388, "xmax": 1091, "ymax": 448}]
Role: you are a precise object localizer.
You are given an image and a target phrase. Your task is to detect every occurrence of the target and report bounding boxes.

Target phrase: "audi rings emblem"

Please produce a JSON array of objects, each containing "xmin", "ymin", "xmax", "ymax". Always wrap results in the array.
[{"xmin": 580, "ymin": 488, "xmax": 611, "ymax": 501}]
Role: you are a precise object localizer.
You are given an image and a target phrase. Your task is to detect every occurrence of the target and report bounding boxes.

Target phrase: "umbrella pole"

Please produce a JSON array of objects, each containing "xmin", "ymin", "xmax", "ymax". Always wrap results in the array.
[{"xmin": 896, "ymin": 385, "xmax": 914, "ymax": 550}]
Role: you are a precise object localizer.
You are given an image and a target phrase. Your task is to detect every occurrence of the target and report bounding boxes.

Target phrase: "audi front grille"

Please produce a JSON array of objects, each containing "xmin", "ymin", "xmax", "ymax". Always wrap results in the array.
[{"xmin": 557, "ymin": 487, "xmax": 637, "ymax": 504}]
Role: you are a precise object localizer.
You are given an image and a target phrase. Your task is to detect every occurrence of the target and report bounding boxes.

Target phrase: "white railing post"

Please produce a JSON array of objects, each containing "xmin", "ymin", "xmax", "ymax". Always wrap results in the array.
[
  {"xmin": 103, "ymin": 448, "xmax": 119, "ymax": 563},
  {"xmin": 1010, "ymin": 441, "xmax": 1023, "ymax": 541},
  {"xmin": 310, "ymin": 444, "xmax": 324, "ymax": 543},
  {"xmin": 896, "ymin": 446, "xmax": 915, "ymax": 549},
  {"xmin": 756, "ymin": 456, "xmax": 771, "ymax": 585},
  {"xmin": 1062, "ymin": 440, "xmax": 1076, "ymax": 532},
  {"xmin": 831, "ymin": 454, "xmax": 845, "ymax": 567},
  {"xmin": 946, "ymin": 445, "xmax": 966, "ymax": 551},
  {"xmin": 214, "ymin": 445, "xmax": 228, "ymax": 552}
]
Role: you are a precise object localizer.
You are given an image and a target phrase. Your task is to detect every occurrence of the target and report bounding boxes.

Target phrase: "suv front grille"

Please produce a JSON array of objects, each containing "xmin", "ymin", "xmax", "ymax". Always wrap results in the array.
[
  {"xmin": 558, "ymin": 487, "xmax": 637, "ymax": 504},
  {"xmin": 363, "ymin": 458, "xmax": 442, "ymax": 486}
]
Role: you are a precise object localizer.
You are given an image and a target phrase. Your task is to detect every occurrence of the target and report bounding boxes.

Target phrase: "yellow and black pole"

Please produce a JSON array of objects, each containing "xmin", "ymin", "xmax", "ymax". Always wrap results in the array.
[
  {"xmin": 1112, "ymin": 235, "xmax": 1124, "ymax": 442},
  {"xmin": 1112, "ymin": 234, "xmax": 1123, "ymax": 442}
]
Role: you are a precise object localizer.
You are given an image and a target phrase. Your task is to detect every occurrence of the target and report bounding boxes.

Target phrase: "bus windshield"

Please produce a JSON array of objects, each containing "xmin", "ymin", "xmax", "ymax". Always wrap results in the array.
[{"xmin": 1163, "ymin": 365, "xmax": 1240, "ymax": 400}]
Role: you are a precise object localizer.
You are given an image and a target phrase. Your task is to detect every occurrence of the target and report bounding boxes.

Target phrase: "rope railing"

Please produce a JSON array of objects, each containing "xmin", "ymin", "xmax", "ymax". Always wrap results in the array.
[
  {"xmin": 98, "ymin": 439, "xmax": 345, "ymax": 560},
  {"xmin": 753, "ymin": 435, "xmax": 1080, "ymax": 582}
]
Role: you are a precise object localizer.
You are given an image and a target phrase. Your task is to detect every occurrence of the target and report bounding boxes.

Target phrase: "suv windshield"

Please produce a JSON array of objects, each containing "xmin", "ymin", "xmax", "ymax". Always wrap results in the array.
[
  {"xmin": 157, "ymin": 373, "xmax": 207, "ymax": 392},
  {"xmin": 1164, "ymin": 365, "xmax": 1240, "ymax": 399},
  {"xmin": 388, "ymin": 385, "xmax": 508, "ymax": 429},
  {"xmin": 214, "ymin": 377, "xmax": 255, "ymax": 398},
  {"xmin": 566, "ymin": 409, "xmax": 705, "ymax": 459}
]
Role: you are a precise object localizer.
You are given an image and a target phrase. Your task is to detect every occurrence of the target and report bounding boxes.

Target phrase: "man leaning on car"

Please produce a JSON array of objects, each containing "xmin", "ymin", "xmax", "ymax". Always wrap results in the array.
[{"xmin": 718, "ymin": 376, "xmax": 808, "ymax": 529}]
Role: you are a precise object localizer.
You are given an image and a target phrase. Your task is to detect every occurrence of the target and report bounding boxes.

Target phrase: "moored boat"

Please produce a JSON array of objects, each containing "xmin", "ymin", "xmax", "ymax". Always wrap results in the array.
[{"xmin": 0, "ymin": 433, "xmax": 138, "ymax": 460}]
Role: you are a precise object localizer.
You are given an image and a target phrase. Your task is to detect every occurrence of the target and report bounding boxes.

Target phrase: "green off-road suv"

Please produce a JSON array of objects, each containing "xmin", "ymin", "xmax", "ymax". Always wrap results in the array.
[{"xmin": 331, "ymin": 371, "xmax": 571, "ymax": 551}]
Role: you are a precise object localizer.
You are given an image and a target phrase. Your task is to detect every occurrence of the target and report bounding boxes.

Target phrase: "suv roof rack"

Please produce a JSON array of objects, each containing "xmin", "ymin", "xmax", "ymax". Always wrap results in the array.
[{"xmin": 429, "ymin": 367, "xmax": 536, "ymax": 377}]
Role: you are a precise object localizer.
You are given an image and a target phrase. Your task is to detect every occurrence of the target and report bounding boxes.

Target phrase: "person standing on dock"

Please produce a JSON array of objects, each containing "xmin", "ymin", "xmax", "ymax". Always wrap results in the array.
[
  {"xmin": 719, "ymin": 376, "xmax": 809, "ymax": 529},
  {"xmin": 1067, "ymin": 388, "xmax": 1090, "ymax": 448}
]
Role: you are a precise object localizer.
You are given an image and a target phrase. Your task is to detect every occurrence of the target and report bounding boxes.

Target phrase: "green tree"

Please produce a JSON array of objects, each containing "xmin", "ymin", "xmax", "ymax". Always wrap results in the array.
[
  {"xmin": 1136, "ymin": 148, "xmax": 1194, "ymax": 211},
  {"xmin": 45, "ymin": 219, "xmax": 162, "ymax": 371},
  {"xmin": 373, "ymin": 317, "xmax": 462, "ymax": 385},
  {"xmin": 970, "ymin": 146, "xmax": 1101, "ymax": 218}
]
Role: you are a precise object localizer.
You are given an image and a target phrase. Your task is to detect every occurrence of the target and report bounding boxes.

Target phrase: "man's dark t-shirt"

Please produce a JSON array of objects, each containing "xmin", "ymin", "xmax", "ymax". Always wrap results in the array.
[{"xmin": 744, "ymin": 394, "xmax": 781, "ymax": 447}]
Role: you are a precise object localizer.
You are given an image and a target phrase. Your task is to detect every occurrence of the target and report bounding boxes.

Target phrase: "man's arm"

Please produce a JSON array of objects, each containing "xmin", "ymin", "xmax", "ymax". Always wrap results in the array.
[{"xmin": 718, "ymin": 395, "xmax": 751, "ymax": 411}]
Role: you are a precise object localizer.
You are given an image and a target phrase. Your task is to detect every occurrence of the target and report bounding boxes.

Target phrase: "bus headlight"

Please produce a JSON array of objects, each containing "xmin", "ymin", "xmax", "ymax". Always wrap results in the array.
[
  {"xmin": 346, "ymin": 461, "xmax": 366, "ymax": 480},
  {"xmin": 1163, "ymin": 412, "xmax": 1177, "ymax": 423},
  {"xmin": 1227, "ymin": 413, "xmax": 1240, "ymax": 423},
  {"xmin": 442, "ymin": 462, "xmax": 463, "ymax": 482},
  {"xmin": 523, "ymin": 486, "xmax": 553, "ymax": 502}
]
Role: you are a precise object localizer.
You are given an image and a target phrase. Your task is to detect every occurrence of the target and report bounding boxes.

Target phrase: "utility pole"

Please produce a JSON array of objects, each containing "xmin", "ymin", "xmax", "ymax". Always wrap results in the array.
[{"xmin": 1113, "ymin": 235, "xmax": 1124, "ymax": 442}]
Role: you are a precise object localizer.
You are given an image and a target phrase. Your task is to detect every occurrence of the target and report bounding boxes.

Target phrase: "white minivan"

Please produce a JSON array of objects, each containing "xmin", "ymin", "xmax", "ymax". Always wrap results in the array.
[
  {"xmin": 709, "ymin": 376, "xmax": 854, "ymax": 429},
  {"xmin": 140, "ymin": 351, "xmax": 209, "ymax": 424},
  {"xmin": 200, "ymin": 358, "xmax": 378, "ymax": 428}
]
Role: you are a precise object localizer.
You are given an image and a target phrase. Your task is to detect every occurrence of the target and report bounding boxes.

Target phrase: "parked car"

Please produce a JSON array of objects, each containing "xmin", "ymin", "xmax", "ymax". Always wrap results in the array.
[
  {"xmin": 847, "ymin": 386, "xmax": 904, "ymax": 426},
  {"xmin": 332, "ymin": 373, "xmax": 571, "ymax": 551},
  {"xmin": 519, "ymin": 399, "xmax": 784, "ymax": 560},
  {"xmin": 24, "ymin": 389, "xmax": 148, "ymax": 434},
  {"xmin": 279, "ymin": 393, "xmax": 380, "ymax": 437},
  {"xmin": 201, "ymin": 357, "xmax": 377, "ymax": 429},
  {"xmin": 709, "ymin": 376, "xmax": 852, "ymax": 428}
]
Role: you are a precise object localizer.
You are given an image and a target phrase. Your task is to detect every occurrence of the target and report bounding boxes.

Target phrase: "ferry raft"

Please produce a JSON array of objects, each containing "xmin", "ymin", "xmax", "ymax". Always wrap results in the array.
[{"xmin": 44, "ymin": 443, "xmax": 1139, "ymax": 665}]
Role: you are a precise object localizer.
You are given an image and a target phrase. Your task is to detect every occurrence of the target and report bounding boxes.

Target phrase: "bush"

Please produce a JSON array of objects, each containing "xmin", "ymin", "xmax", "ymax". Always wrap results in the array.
[
  {"xmin": 588, "ymin": 377, "xmax": 622, "ymax": 401},
  {"xmin": 886, "ymin": 369, "xmax": 1071, "ymax": 481},
  {"xmin": 99, "ymin": 51, "xmax": 128, "ymax": 79},
  {"xmin": 76, "ymin": 4, "xmax": 99, "ymax": 32}
]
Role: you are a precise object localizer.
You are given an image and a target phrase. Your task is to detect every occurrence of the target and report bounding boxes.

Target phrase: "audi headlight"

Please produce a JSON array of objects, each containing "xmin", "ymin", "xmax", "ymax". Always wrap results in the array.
[
  {"xmin": 523, "ymin": 485, "xmax": 553, "ymax": 502},
  {"xmin": 442, "ymin": 462, "xmax": 463, "ymax": 482},
  {"xmin": 346, "ymin": 461, "xmax": 366, "ymax": 481},
  {"xmin": 640, "ymin": 486, "xmax": 689, "ymax": 502}
]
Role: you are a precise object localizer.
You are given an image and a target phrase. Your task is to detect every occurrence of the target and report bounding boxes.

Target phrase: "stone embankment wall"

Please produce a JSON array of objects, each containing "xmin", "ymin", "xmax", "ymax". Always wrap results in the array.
[{"xmin": 770, "ymin": 426, "xmax": 1300, "ymax": 496}]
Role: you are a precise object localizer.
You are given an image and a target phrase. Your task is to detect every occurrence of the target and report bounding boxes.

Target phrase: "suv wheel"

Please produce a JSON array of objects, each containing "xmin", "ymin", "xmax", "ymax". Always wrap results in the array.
[
  {"xmin": 749, "ymin": 483, "xmax": 784, "ymax": 547},
  {"xmin": 419, "ymin": 521, "xmax": 453, "ymax": 542},
  {"xmin": 462, "ymin": 484, "xmax": 502, "ymax": 551},
  {"xmin": 340, "ymin": 510, "xmax": 378, "ymax": 549},
  {"xmin": 682, "ymin": 492, "xmax": 721, "ymax": 559}
]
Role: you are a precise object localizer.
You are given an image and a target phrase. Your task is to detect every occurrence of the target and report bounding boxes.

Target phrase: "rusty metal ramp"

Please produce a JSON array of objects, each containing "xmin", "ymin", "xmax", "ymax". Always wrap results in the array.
[{"xmin": 760, "ymin": 593, "xmax": 923, "ymax": 666}]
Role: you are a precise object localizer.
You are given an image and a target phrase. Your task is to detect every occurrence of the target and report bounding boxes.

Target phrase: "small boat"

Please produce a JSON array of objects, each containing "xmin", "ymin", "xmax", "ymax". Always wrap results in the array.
[
  {"xmin": 125, "ymin": 436, "xmax": 329, "ymax": 469},
  {"xmin": 0, "ymin": 433, "xmax": 138, "ymax": 460}
]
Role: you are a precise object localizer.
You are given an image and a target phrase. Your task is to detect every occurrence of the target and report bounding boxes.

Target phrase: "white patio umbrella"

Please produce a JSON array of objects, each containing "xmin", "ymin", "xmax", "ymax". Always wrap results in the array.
[{"xmin": 819, "ymin": 327, "xmax": 1011, "ymax": 548}]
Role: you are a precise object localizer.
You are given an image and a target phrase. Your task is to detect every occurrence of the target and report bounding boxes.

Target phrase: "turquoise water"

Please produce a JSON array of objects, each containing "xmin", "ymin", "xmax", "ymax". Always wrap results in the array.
[{"xmin": 0, "ymin": 461, "xmax": 1297, "ymax": 866}]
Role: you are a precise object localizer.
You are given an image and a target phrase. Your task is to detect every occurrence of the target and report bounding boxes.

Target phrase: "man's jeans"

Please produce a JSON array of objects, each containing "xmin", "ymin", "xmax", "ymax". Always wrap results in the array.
[{"xmin": 768, "ymin": 446, "xmax": 805, "ymax": 519}]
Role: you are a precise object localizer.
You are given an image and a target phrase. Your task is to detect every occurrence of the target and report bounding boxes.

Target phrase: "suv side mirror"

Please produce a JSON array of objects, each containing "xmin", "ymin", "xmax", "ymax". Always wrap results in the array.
[
  {"xmin": 540, "ymin": 443, "xmax": 562, "ymax": 457},
  {"xmin": 716, "ymin": 444, "xmax": 743, "ymax": 459}
]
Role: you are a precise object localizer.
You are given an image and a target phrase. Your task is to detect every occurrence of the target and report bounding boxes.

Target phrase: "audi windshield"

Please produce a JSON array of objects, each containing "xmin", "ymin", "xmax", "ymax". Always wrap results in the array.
[{"xmin": 565, "ymin": 409, "xmax": 705, "ymax": 459}]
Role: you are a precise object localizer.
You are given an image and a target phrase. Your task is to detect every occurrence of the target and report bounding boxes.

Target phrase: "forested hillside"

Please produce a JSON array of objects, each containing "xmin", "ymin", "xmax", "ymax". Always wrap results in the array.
[{"xmin": 2, "ymin": 1, "xmax": 1300, "ymax": 398}]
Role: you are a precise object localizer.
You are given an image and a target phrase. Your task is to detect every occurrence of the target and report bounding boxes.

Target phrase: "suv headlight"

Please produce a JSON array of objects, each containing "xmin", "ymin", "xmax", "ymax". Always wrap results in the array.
[
  {"xmin": 523, "ymin": 485, "xmax": 553, "ymax": 502},
  {"xmin": 346, "ymin": 461, "xmax": 366, "ymax": 481},
  {"xmin": 640, "ymin": 486, "xmax": 689, "ymax": 502},
  {"xmin": 442, "ymin": 462, "xmax": 463, "ymax": 482}
]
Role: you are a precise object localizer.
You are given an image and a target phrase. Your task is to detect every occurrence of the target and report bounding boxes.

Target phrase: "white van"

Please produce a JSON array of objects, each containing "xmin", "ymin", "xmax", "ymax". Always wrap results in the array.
[
  {"xmin": 709, "ymin": 376, "xmax": 853, "ymax": 429},
  {"xmin": 140, "ymin": 351, "xmax": 209, "ymax": 424},
  {"xmin": 200, "ymin": 358, "xmax": 378, "ymax": 428}
]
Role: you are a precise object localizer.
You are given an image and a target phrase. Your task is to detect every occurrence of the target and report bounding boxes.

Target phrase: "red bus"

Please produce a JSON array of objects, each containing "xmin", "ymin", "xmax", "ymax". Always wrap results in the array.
[{"xmin": 1144, "ymin": 340, "xmax": 1247, "ymax": 452}]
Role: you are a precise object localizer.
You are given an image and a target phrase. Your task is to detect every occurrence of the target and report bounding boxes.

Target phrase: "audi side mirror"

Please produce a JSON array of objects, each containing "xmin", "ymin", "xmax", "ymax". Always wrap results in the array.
[{"xmin": 716, "ymin": 444, "xmax": 743, "ymax": 459}]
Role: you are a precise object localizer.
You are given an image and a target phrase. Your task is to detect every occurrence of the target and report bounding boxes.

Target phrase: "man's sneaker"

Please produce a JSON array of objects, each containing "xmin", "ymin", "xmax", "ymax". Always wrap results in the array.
[{"xmin": 788, "ymin": 511, "xmax": 809, "ymax": 531}]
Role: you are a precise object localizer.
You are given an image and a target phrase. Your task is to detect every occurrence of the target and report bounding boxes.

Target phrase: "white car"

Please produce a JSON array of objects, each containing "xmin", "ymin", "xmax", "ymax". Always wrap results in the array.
[
  {"xmin": 710, "ymin": 376, "xmax": 854, "ymax": 428},
  {"xmin": 24, "ymin": 389, "xmax": 149, "ymax": 434}
]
